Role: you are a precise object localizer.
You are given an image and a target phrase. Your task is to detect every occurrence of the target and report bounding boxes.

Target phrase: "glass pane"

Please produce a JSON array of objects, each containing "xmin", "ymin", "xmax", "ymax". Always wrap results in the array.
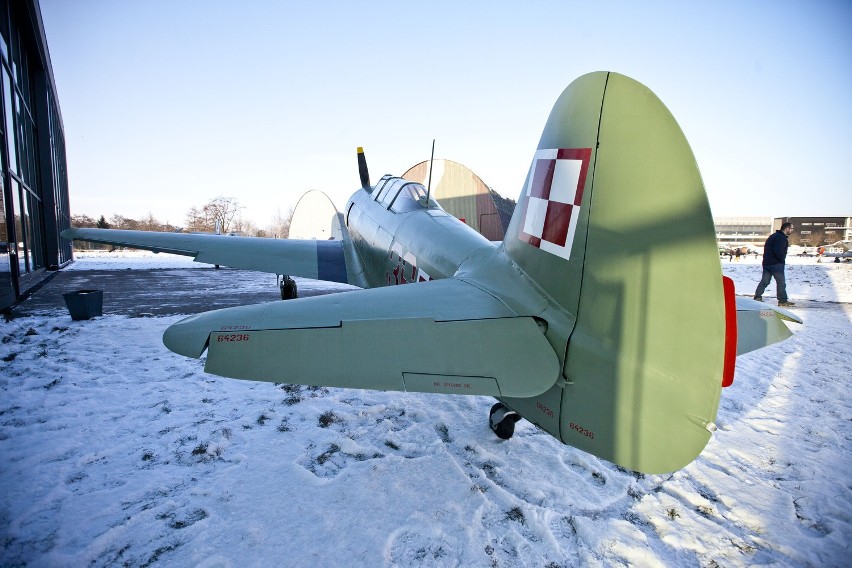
[
  {"xmin": 374, "ymin": 179, "xmax": 391, "ymax": 203},
  {"xmin": 16, "ymin": 95, "xmax": 25, "ymax": 181},
  {"xmin": 20, "ymin": 111, "xmax": 33, "ymax": 188},
  {"xmin": 9, "ymin": 17, "xmax": 17, "ymax": 86},
  {"xmin": 390, "ymin": 183, "xmax": 428, "ymax": 213},
  {"xmin": 11, "ymin": 178, "xmax": 23, "ymax": 273},
  {"xmin": 26, "ymin": 189, "xmax": 42, "ymax": 270},
  {"xmin": 3, "ymin": 70, "xmax": 16, "ymax": 175},
  {"xmin": 0, "ymin": 177, "xmax": 5, "ymax": 243},
  {"xmin": 13, "ymin": 30, "xmax": 22, "ymax": 90},
  {"xmin": 19, "ymin": 44, "xmax": 28, "ymax": 108},
  {"xmin": 20, "ymin": 187, "xmax": 33, "ymax": 273},
  {"xmin": 380, "ymin": 179, "xmax": 403, "ymax": 207},
  {"xmin": 0, "ymin": 172, "xmax": 13, "ymax": 307},
  {"xmin": 373, "ymin": 176, "xmax": 391, "ymax": 200},
  {"xmin": 28, "ymin": 119, "xmax": 36, "ymax": 191},
  {"xmin": 0, "ymin": 2, "xmax": 8, "ymax": 62}
]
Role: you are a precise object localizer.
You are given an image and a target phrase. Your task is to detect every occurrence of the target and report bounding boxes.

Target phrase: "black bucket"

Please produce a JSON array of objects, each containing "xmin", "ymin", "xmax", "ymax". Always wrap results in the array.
[{"xmin": 63, "ymin": 290, "xmax": 104, "ymax": 321}]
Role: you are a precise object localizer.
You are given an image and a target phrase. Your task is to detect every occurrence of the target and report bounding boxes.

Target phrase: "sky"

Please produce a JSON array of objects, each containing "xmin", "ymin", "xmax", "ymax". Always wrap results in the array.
[{"xmin": 39, "ymin": 0, "xmax": 852, "ymax": 229}]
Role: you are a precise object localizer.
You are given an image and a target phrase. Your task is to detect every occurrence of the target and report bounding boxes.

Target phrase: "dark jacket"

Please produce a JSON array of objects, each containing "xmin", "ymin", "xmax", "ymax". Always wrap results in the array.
[{"xmin": 762, "ymin": 230, "xmax": 789, "ymax": 267}]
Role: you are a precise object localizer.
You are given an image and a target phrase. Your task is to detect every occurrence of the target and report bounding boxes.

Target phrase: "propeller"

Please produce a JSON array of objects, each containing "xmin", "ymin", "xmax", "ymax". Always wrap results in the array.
[{"xmin": 357, "ymin": 147, "xmax": 370, "ymax": 190}]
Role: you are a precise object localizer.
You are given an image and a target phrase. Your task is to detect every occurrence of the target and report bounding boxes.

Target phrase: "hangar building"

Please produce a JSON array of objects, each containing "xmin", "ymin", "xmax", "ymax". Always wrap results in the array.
[
  {"xmin": 0, "ymin": 0, "xmax": 70, "ymax": 311},
  {"xmin": 714, "ymin": 216, "xmax": 852, "ymax": 250},
  {"xmin": 402, "ymin": 159, "xmax": 514, "ymax": 241},
  {"xmin": 713, "ymin": 217, "xmax": 773, "ymax": 247},
  {"xmin": 773, "ymin": 216, "xmax": 852, "ymax": 248}
]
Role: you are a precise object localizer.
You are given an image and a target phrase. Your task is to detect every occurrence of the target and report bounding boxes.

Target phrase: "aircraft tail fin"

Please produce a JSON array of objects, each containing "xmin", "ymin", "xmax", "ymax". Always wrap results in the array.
[{"xmin": 501, "ymin": 72, "xmax": 727, "ymax": 473}]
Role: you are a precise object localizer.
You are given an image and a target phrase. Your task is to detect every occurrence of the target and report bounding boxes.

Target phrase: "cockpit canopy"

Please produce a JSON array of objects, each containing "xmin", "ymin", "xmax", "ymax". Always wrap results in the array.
[{"xmin": 372, "ymin": 175, "xmax": 442, "ymax": 213}]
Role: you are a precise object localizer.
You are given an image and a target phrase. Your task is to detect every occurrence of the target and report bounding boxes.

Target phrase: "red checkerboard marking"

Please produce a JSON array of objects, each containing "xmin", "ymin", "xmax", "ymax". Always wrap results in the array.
[{"xmin": 518, "ymin": 148, "xmax": 592, "ymax": 260}]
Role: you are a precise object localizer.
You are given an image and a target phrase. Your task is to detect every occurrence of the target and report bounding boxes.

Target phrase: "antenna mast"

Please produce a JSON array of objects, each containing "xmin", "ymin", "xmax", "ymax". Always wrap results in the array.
[{"xmin": 424, "ymin": 139, "xmax": 435, "ymax": 207}]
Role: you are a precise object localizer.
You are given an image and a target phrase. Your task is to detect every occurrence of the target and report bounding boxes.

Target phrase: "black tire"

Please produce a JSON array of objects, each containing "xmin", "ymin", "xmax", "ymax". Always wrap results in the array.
[
  {"xmin": 280, "ymin": 277, "xmax": 298, "ymax": 300},
  {"xmin": 489, "ymin": 402, "xmax": 521, "ymax": 440}
]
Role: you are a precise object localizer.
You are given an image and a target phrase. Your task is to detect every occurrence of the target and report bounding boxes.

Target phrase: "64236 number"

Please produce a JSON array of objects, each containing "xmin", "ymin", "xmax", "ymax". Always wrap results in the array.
[{"xmin": 217, "ymin": 334, "xmax": 250, "ymax": 342}]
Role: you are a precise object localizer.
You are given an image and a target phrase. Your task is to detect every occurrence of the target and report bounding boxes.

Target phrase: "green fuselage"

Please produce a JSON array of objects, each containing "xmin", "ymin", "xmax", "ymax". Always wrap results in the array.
[{"xmin": 344, "ymin": 179, "xmax": 497, "ymax": 289}]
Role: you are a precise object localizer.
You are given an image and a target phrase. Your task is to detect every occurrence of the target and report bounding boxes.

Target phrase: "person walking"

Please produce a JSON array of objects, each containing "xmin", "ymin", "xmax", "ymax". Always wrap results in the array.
[{"xmin": 754, "ymin": 222, "xmax": 795, "ymax": 307}]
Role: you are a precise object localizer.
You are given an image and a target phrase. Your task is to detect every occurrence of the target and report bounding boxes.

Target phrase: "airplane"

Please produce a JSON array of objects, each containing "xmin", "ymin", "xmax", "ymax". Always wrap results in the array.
[
  {"xmin": 818, "ymin": 240, "xmax": 852, "ymax": 261},
  {"xmin": 719, "ymin": 244, "xmax": 760, "ymax": 259},
  {"xmin": 61, "ymin": 71, "xmax": 802, "ymax": 475}
]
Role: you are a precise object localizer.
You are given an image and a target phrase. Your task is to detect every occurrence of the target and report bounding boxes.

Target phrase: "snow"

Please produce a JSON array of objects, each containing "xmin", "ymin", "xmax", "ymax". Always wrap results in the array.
[
  {"xmin": 62, "ymin": 250, "xmax": 201, "ymax": 271},
  {"xmin": 2, "ymin": 251, "xmax": 850, "ymax": 567}
]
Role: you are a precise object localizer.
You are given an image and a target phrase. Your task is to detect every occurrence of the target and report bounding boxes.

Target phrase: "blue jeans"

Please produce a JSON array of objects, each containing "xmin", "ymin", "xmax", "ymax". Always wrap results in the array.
[{"xmin": 755, "ymin": 263, "xmax": 787, "ymax": 302}]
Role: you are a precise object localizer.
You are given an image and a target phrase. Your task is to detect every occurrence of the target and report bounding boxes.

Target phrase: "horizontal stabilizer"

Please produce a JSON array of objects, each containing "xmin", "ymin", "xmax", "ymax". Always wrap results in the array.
[
  {"xmin": 735, "ymin": 297, "xmax": 802, "ymax": 355},
  {"xmin": 205, "ymin": 317, "xmax": 557, "ymax": 397},
  {"xmin": 163, "ymin": 279, "xmax": 561, "ymax": 398},
  {"xmin": 61, "ymin": 228, "xmax": 351, "ymax": 283}
]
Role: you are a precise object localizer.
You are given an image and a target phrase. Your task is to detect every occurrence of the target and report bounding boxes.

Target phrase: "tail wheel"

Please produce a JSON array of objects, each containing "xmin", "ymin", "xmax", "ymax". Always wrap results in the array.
[
  {"xmin": 280, "ymin": 276, "xmax": 298, "ymax": 300},
  {"xmin": 489, "ymin": 402, "xmax": 522, "ymax": 440}
]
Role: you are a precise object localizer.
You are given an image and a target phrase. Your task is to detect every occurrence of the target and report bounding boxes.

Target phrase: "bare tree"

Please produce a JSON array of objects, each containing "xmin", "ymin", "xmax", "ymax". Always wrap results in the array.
[
  {"xmin": 185, "ymin": 196, "xmax": 243, "ymax": 233},
  {"xmin": 71, "ymin": 214, "xmax": 97, "ymax": 228},
  {"xmin": 185, "ymin": 206, "xmax": 208, "ymax": 233},
  {"xmin": 234, "ymin": 217, "xmax": 262, "ymax": 237},
  {"xmin": 206, "ymin": 196, "xmax": 243, "ymax": 234},
  {"xmin": 140, "ymin": 212, "xmax": 160, "ymax": 232},
  {"xmin": 70, "ymin": 212, "xmax": 174, "ymax": 252},
  {"xmin": 70, "ymin": 214, "xmax": 104, "ymax": 249},
  {"xmin": 267, "ymin": 206, "xmax": 293, "ymax": 239},
  {"xmin": 109, "ymin": 214, "xmax": 141, "ymax": 231}
]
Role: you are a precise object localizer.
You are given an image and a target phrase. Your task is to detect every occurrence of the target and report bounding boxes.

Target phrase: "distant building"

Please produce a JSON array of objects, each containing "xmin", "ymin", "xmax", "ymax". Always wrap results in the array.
[
  {"xmin": 0, "ymin": 0, "xmax": 71, "ymax": 311},
  {"xmin": 402, "ymin": 159, "xmax": 514, "ymax": 241},
  {"xmin": 773, "ymin": 216, "xmax": 852, "ymax": 248},
  {"xmin": 714, "ymin": 217, "xmax": 773, "ymax": 247}
]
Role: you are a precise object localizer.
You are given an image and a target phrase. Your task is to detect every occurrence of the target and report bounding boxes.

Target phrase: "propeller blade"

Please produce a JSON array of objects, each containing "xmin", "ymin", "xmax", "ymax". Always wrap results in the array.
[{"xmin": 357, "ymin": 146, "xmax": 370, "ymax": 190}]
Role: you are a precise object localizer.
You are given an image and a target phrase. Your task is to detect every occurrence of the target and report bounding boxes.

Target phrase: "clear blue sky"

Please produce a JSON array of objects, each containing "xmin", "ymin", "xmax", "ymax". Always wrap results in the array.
[{"xmin": 40, "ymin": 0, "xmax": 852, "ymax": 227}]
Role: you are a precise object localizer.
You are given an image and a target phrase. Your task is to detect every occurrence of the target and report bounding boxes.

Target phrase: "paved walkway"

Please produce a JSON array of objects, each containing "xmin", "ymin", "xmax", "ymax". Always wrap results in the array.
[{"xmin": 9, "ymin": 267, "xmax": 353, "ymax": 319}]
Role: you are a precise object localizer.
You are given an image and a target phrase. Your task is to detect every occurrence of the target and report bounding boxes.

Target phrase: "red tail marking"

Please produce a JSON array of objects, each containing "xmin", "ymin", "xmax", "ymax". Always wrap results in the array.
[{"xmin": 722, "ymin": 276, "xmax": 737, "ymax": 387}]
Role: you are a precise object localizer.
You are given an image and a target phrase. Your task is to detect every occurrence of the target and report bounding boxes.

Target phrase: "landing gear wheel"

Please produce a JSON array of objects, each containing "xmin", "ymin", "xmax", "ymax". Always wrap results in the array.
[
  {"xmin": 489, "ymin": 402, "xmax": 522, "ymax": 440},
  {"xmin": 280, "ymin": 276, "xmax": 298, "ymax": 300}
]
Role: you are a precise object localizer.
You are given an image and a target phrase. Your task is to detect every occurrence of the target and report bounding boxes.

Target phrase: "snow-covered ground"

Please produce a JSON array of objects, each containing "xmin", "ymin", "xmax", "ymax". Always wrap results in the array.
[
  {"xmin": 2, "ymin": 251, "xmax": 850, "ymax": 567},
  {"xmin": 62, "ymin": 250, "xmax": 206, "ymax": 271}
]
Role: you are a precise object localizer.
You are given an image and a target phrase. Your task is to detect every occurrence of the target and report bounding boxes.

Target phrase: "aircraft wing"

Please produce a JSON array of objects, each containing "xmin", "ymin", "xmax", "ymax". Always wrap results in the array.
[
  {"xmin": 735, "ymin": 297, "xmax": 802, "ymax": 355},
  {"xmin": 162, "ymin": 278, "xmax": 561, "ymax": 398},
  {"xmin": 61, "ymin": 228, "xmax": 351, "ymax": 283}
]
